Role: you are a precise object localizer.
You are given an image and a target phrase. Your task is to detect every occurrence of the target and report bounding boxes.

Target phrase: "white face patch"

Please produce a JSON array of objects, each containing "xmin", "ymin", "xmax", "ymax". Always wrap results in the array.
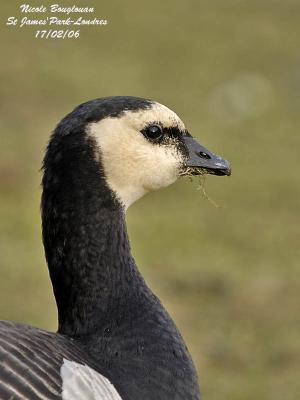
[
  {"xmin": 88, "ymin": 102, "xmax": 186, "ymax": 210},
  {"xmin": 61, "ymin": 359, "xmax": 122, "ymax": 400}
]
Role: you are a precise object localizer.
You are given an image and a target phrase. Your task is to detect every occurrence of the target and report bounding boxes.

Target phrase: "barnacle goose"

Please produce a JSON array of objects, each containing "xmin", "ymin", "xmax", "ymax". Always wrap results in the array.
[{"xmin": 0, "ymin": 96, "xmax": 230, "ymax": 400}]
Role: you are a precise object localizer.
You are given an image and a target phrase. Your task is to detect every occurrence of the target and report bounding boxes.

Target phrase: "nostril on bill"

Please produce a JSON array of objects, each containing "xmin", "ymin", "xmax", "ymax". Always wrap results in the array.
[{"xmin": 197, "ymin": 151, "xmax": 211, "ymax": 160}]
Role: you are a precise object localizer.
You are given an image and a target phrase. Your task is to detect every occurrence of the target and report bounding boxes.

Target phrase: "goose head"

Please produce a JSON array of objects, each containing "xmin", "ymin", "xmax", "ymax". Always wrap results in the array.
[
  {"xmin": 86, "ymin": 97, "xmax": 231, "ymax": 209},
  {"xmin": 44, "ymin": 96, "xmax": 230, "ymax": 212}
]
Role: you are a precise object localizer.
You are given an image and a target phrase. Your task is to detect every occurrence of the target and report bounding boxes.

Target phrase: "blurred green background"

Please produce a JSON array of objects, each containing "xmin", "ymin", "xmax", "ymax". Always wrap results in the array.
[{"xmin": 1, "ymin": 0, "xmax": 299, "ymax": 399}]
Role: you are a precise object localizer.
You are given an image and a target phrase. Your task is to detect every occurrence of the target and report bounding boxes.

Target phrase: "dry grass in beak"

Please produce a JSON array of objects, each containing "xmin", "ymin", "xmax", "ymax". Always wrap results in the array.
[
  {"xmin": 180, "ymin": 167, "xmax": 220, "ymax": 208},
  {"xmin": 179, "ymin": 167, "xmax": 207, "ymax": 177},
  {"xmin": 195, "ymin": 175, "xmax": 220, "ymax": 208}
]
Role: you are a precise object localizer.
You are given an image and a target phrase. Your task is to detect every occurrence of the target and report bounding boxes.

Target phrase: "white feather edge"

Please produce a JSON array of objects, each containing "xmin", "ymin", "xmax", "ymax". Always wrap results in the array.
[{"xmin": 61, "ymin": 359, "xmax": 122, "ymax": 400}]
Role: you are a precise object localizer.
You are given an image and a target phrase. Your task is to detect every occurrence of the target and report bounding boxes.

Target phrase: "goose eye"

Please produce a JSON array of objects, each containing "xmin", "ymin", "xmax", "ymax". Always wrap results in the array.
[{"xmin": 143, "ymin": 124, "xmax": 164, "ymax": 142}]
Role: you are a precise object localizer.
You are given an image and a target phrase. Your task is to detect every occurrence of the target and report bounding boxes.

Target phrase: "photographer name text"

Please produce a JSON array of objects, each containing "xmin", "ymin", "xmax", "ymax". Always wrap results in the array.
[{"xmin": 6, "ymin": 4, "xmax": 109, "ymax": 39}]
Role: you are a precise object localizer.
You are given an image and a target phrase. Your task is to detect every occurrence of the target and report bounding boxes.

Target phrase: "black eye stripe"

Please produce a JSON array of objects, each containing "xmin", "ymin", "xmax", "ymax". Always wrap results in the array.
[
  {"xmin": 163, "ymin": 127, "xmax": 182, "ymax": 138},
  {"xmin": 141, "ymin": 124, "xmax": 186, "ymax": 144}
]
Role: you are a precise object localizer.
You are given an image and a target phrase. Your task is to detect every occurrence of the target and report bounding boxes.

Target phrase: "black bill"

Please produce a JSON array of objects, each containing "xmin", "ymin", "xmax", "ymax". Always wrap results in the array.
[{"xmin": 183, "ymin": 136, "xmax": 231, "ymax": 176}]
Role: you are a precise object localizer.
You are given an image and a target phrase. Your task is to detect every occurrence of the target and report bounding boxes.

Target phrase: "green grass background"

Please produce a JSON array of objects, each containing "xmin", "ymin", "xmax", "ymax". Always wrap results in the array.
[{"xmin": 1, "ymin": 1, "xmax": 299, "ymax": 398}]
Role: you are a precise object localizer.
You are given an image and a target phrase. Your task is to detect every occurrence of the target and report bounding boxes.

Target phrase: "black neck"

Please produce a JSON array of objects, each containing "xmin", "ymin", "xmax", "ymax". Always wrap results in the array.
[{"xmin": 42, "ymin": 133, "xmax": 144, "ymax": 335}]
